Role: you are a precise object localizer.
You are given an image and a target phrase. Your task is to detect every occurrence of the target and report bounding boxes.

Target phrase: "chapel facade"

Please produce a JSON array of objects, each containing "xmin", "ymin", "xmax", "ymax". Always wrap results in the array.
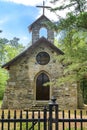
[{"xmin": 1, "ymin": 3, "xmax": 83, "ymax": 109}]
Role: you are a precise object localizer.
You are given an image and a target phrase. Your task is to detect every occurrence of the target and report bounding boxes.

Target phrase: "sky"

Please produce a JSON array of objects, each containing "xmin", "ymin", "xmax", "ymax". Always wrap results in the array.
[{"xmin": 0, "ymin": 0, "xmax": 68, "ymax": 46}]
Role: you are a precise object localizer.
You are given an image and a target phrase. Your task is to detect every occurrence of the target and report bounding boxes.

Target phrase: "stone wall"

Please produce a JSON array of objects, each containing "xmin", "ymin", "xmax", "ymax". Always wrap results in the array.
[
  {"xmin": 31, "ymin": 16, "xmax": 54, "ymax": 44},
  {"xmin": 2, "ymin": 43, "xmax": 78, "ymax": 109}
]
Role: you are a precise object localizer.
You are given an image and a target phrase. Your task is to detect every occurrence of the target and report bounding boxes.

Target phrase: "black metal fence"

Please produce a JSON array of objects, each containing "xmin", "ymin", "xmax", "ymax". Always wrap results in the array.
[{"xmin": 0, "ymin": 97, "xmax": 87, "ymax": 130}]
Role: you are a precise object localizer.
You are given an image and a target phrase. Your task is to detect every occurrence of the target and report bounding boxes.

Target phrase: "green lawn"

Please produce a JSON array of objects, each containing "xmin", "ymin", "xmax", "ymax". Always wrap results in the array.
[{"xmin": 0, "ymin": 100, "xmax": 2, "ymax": 108}]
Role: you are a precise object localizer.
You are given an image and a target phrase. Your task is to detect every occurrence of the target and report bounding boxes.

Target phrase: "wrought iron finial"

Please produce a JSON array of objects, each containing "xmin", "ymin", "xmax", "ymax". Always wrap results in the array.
[{"xmin": 49, "ymin": 96, "xmax": 57, "ymax": 105}]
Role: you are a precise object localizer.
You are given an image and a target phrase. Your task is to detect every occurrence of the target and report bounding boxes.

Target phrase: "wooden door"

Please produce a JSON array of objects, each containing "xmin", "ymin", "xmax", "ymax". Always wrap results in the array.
[{"xmin": 36, "ymin": 73, "xmax": 50, "ymax": 100}]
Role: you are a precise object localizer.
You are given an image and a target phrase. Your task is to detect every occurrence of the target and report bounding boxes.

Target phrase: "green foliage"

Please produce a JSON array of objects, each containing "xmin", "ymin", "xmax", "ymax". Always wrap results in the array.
[
  {"xmin": 55, "ymin": 30, "xmax": 87, "ymax": 86},
  {"xmin": 50, "ymin": 0, "xmax": 87, "ymax": 32},
  {"xmin": 51, "ymin": 0, "xmax": 87, "ymax": 14},
  {"xmin": 0, "ymin": 68, "xmax": 8, "ymax": 100},
  {"xmin": 4, "ymin": 43, "xmax": 24, "ymax": 61},
  {"xmin": 0, "ymin": 38, "xmax": 8, "ymax": 64},
  {"xmin": 0, "ymin": 37, "xmax": 25, "ymax": 100},
  {"xmin": 76, "ymin": 12, "xmax": 87, "ymax": 29},
  {"xmin": 50, "ymin": 0, "xmax": 87, "ymax": 88},
  {"xmin": 15, "ymin": 122, "xmax": 43, "ymax": 130},
  {"xmin": 51, "ymin": 12, "xmax": 87, "ymax": 34}
]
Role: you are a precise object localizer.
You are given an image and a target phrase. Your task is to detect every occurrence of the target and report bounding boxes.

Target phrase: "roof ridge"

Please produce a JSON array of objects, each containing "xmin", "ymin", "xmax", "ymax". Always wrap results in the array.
[
  {"xmin": 2, "ymin": 37, "xmax": 64, "ymax": 69},
  {"xmin": 29, "ymin": 15, "xmax": 53, "ymax": 32}
]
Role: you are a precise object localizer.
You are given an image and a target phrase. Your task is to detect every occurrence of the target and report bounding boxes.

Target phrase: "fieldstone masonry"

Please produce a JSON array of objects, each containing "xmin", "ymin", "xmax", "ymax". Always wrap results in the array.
[
  {"xmin": 29, "ymin": 15, "xmax": 54, "ymax": 44},
  {"xmin": 2, "ymin": 14, "xmax": 83, "ymax": 109},
  {"xmin": 2, "ymin": 42, "xmax": 78, "ymax": 109}
]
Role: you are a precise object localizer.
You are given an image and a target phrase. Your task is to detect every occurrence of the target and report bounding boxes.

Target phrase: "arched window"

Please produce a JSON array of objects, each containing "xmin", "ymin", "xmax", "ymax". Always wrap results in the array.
[
  {"xmin": 36, "ymin": 73, "xmax": 50, "ymax": 100},
  {"xmin": 39, "ymin": 27, "xmax": 47, "ymax": 38}
]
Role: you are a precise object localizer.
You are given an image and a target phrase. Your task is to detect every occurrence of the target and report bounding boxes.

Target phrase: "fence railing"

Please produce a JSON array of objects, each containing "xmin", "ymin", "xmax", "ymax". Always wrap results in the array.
[{"xmin": 0, "ymin": 97, "xmax": 87, "ymax": 130}]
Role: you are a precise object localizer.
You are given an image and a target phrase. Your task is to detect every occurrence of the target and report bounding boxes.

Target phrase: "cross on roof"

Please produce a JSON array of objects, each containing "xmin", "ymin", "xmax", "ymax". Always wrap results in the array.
[{"xmin": 36, "ymin": 1, "xmax": 51, "ymax": 15}]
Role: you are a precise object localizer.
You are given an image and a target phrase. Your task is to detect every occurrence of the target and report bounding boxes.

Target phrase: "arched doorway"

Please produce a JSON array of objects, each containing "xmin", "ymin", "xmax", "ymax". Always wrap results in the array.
[{"xmin": 36, "ymin": 73, "xmax": 50, "ymax": 100}]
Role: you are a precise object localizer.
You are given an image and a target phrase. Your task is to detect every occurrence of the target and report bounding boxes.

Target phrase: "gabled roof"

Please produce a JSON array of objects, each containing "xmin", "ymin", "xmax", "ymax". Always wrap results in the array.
[
  {"xmin": 29, "ymin": 14, "xmax": 53, "ymax": 31},
  {"xmin": 2, "ymin": 37, "xmax": 64, "ymax": 69}
]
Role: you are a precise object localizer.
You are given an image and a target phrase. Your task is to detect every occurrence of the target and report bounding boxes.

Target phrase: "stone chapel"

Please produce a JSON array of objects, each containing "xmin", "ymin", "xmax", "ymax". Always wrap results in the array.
[{"xmin": 1, "ymin": 3, "xmax": 83, "ymax": 109}]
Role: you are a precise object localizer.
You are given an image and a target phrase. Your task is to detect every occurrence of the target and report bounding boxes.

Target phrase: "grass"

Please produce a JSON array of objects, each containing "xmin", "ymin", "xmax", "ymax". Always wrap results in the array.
[
  {"xmin": 0, "ymin": 100, "xmax": 2, "ymax": 108},
  {"xmin": 15, "ymin": 122, "xmax": 43, "ymax": 130}
]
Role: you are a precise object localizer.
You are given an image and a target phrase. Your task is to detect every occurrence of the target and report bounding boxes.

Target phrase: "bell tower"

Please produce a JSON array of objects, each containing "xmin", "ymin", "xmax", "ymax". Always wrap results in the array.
[{"xmin": 29, "ymin": 1, "xmax": 54, "ymax": 44}]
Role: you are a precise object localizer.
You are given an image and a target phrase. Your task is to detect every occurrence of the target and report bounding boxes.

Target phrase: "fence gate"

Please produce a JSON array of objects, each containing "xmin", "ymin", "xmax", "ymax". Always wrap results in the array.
[{"xmin": 0, "ymin": 97, "xmax": 87, "ymax": 130}]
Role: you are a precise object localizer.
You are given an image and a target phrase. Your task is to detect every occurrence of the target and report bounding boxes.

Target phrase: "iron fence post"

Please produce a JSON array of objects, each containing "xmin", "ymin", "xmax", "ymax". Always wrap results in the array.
[
  {"xmin": 48, "ymin": 96, "xmax": 58, "ymax": 130},
  {"xmin": 44, "ymin": 106, "xmax": 47, "ymax": 130}
]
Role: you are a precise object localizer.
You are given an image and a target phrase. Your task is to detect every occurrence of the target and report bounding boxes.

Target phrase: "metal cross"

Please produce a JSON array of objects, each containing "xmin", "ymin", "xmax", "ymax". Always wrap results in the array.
[{"xmin": 36, "ymin": 1, "xmax": 51, "ymax": 15}]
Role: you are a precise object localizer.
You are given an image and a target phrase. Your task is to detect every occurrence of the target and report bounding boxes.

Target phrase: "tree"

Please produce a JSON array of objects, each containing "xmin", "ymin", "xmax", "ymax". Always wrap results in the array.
[
  {"xmin": 0, "ymin": 37, "xmax": 25, "ymax": 100},
  {"xmin": 4, "ymin": 37, "xmax": 24, "ymax": 62},
  {"xmin": 51, "ymin": 0, "xmax": 87, "ymax": 14},
  {"xmin": 56, "ymin": 30, "xmax": 87, "ymax": 83},
  {"xmin": 50, "ymin": 0, "xmax": 87, "ymax": 31},
  {"xmin": 50, "ymin": 0, "xmax": 87, "ymax": 87},
  {"xmin": 0, "ymin": 68, "xmax": 8, "ymax": 100}
]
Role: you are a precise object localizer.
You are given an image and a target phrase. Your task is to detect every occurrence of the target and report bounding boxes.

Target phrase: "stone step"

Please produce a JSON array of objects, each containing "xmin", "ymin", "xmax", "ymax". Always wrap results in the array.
[
  {"xmin": 29, "ymin": 104, "xmax": 49, "ymax": 111},
  {"xmin": 25, "ymin": 104, "xmax": 48, "ymax": 111}
]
